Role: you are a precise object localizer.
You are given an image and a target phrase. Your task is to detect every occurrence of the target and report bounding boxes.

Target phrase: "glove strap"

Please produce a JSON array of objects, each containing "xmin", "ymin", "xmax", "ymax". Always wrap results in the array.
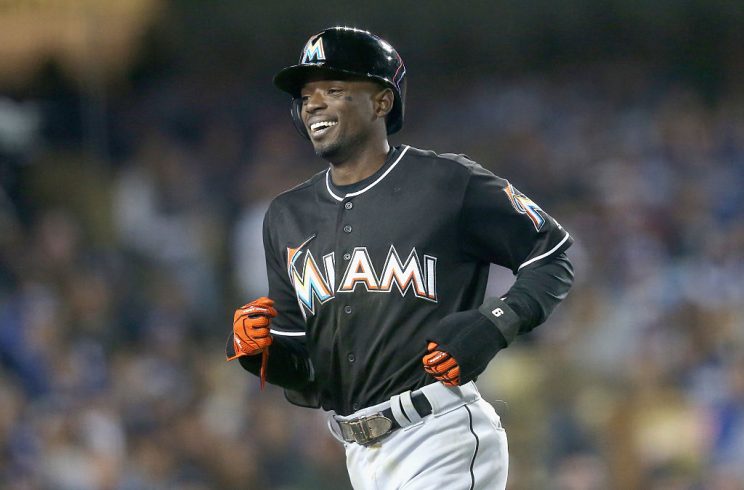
[{"xmin": 260, "ymin": 349, "xmax": 269, "ymax": 390}]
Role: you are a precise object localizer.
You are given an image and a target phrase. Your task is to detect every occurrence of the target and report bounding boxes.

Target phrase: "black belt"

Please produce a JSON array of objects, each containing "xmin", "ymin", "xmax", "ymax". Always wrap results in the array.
[{"xmin": 337, "ymin": 392, "xmax": 433, "ymax": 445}]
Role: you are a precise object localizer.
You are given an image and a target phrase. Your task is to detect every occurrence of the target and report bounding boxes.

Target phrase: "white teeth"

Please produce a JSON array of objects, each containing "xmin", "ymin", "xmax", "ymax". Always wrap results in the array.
[{"xmin": 310, "ymin": 121, "xmax": 338, "ymax": 132}]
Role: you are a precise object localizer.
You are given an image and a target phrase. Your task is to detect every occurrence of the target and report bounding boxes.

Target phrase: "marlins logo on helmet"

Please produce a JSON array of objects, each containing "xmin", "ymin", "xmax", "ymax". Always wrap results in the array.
[{"xmin": 301, "ymin": 35, "xmax": 326, "ymax": 63}]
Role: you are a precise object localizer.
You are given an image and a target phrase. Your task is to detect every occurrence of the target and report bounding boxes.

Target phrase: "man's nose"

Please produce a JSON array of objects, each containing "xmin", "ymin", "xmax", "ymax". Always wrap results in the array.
[{"xmin": 304, "ymin": 90, "xmax": 327, "ymax": 112}]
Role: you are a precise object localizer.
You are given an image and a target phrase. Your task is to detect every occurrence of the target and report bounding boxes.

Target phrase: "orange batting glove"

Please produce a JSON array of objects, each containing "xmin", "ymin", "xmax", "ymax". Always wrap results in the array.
[
  {"xmin": 422, "ymin": 341, "xmax": 461, "ymax": 387},
  {"xmin": 227, "ymin": 297, "xmax": 278, "ymax": 361}
]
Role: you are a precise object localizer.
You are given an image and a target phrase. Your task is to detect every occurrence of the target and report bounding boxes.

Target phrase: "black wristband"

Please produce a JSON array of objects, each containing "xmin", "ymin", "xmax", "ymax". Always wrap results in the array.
[{"xmin": 477, "ymin": 297, "xmax": 521, "ymax": 345}]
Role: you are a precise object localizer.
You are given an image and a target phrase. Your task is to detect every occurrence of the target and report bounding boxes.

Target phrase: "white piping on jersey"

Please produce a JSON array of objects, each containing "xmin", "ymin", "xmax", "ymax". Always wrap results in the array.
[
  {"xmin": 325, "ymin": 145, "xmax": 411, "ymax": 201},
  {"xmin": 518, "ymin": 231, "xmax": 570, "ymax": 271},
  {"xmin": 270, "ymin": 329, "xmax": 306, "ymax": 337}
]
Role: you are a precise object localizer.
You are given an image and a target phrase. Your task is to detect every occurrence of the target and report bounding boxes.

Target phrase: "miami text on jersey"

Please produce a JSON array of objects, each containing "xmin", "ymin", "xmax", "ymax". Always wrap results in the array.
[{"xmin": 287, "ymin": 240, "xmax": 438, "ymax": 317}]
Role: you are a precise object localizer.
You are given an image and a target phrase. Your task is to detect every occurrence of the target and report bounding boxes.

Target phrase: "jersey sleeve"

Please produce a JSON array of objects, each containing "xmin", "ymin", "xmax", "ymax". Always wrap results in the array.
[
  {"xmin": 259, "ymin": 204, "xmax": 319, "ymax": 405},
  {"xmin": 263, "ymin": 204, "xmax": 307, "ymax": 337},
  {"xmin": 461, "ymin": 164, "xmax": 573, "ymax": 273}
]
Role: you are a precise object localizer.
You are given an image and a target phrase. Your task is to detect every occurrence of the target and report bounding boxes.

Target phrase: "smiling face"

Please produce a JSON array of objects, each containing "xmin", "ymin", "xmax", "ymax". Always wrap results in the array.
[{"xmin": 300, "ymin": 78, "xmax": 393, "ymax": 162}]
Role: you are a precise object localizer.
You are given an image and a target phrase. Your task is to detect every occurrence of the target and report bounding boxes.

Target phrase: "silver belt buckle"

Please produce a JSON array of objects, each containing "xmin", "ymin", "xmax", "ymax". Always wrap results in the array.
[{"xmin": 345, "ymin": 415, "xmax": 393, "ymax": 445}]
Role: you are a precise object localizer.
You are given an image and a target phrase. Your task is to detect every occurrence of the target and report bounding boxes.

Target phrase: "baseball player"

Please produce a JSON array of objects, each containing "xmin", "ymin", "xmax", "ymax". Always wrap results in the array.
[{"xmin": 227, "ymin": 27, "xmax": 574, "ymax": 489}]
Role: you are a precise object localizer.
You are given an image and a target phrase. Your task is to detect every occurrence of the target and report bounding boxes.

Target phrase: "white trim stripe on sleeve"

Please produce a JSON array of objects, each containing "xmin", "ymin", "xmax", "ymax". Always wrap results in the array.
[
  {"xmin": 517, "ymin": 231, "xmax": 570, "ymax": 271},
  {"xmin": 270, "ymin": 329, "xmax": 306, "ymax": 337}
]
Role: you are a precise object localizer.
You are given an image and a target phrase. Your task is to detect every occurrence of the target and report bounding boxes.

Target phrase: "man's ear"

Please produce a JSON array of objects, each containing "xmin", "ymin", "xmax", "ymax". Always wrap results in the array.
[{"xmin": 374, "ymin": 88, "xmax": 395, "ymax": 118}]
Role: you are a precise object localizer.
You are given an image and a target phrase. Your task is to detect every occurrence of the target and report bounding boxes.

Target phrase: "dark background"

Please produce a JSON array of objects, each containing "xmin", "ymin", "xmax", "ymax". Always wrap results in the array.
[{"xmin": 1, "ymin": 1, "xmax": 743, "ymax": 488}]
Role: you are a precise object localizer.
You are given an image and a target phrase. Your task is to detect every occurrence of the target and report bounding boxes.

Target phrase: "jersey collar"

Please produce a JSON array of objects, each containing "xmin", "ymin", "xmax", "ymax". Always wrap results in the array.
[{"xmin": 324, "ymin": 145, "xmax": 410, "ymax": 201}]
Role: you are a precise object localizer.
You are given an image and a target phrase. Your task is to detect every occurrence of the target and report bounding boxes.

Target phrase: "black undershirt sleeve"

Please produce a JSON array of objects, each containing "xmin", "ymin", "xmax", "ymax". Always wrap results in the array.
[
  {"xmin": 229, "ymin": 334, "xmax": 320, "ymax": 407},
  {"xmin": 232, "ymin": 336, "xmax": 314, "ymax": 391},
  {"xmin": 501, "ymin": 252, "xmax": 574, "ymax": 335}
]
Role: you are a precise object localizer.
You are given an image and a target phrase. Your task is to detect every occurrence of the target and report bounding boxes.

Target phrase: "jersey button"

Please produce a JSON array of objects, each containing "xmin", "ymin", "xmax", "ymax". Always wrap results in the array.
[
  {"xmin": 344, "ymin": 305, "xmax": 352, "ymax": 314},
  {"xmin": 343, "ymin": 225, "xmax": 352, "ymax": 233},
  {"xmin": 352, "ymin": 402, "xmax": 360, "ymax": 411},
  {"xmin": 344, "ymin": 201, "xmax": 353, "ymax": 210},
  {"xmin": 347, "ymin": 353, "xmax": 355, "ymax": 363},
  {"xmin": 343, "ymin": 253, "xmax": 351, "ymax": 261}
]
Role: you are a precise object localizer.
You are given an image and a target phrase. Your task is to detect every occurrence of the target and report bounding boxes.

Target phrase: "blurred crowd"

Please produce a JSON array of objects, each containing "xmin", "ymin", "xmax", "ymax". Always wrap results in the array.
[{"xmin": 1, "ymin": 61, "xmax": 743, "ymax": 489}]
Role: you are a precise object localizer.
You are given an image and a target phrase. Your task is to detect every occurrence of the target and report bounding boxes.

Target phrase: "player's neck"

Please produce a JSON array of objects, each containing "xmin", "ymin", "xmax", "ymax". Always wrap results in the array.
[{"xmin": 328, "ymin": 140, "xmax": 391, "ymax": 186}]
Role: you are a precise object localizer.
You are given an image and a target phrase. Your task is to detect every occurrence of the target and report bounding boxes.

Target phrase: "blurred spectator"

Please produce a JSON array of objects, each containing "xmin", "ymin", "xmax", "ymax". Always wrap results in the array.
[{"xmin": 113, "ymin": 129, "xmax": 222, "ymax": 324}]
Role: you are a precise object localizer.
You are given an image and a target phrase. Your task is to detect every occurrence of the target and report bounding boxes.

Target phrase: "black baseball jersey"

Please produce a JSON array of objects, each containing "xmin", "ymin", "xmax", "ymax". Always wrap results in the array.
[{"xmin": 254, "ymin": 145, "xmax": 572, "ymax": 415}]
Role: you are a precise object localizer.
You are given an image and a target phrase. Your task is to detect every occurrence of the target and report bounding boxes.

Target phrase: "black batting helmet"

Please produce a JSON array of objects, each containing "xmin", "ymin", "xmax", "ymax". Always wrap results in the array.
[{"xmin": 273, "ymin": 26, "xmax": 407, "ymax": 139}]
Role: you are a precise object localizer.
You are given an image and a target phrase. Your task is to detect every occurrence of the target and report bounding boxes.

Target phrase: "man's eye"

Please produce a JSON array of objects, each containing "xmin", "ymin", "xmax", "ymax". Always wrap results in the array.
[
  {"xmin": 300, "ymin": 96, "xmax": 309, "ymax": 104},
  {"xmin": 328, "ymin": 88, "xmax": 343, "ymax": 95}
]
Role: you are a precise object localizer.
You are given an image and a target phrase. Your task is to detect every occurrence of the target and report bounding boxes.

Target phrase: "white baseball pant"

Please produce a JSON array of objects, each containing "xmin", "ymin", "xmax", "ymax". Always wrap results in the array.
[{"xmin": 329, "ymin": 381, "xmax": 509, "ymax": 490}]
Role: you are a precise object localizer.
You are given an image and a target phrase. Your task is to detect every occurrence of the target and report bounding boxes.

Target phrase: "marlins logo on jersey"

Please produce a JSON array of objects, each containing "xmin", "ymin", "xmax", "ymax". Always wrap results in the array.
[
  {"xmin": 287, "ymin": 236, "xmax": 437, "ymax": 318},
  {"xmin": 503, "ymin": 182, "xmax": 546, "ymax": 231}
]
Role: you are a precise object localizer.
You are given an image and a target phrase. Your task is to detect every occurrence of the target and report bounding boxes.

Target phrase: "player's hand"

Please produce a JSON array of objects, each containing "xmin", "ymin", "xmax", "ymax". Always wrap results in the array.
[
  {"xmin": 422, "ymin": 341, "xmax": 461, "ymax": 386},
  {"xmin": 227, "ymin": 297, "xmax": 278, "ymax": 361}
]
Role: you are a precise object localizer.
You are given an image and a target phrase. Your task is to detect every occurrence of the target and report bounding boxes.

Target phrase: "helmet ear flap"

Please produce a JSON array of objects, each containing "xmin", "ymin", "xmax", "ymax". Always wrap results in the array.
[{"xmin": 291, "ymin": 98, "xmax": 310, "ymax": 140}]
